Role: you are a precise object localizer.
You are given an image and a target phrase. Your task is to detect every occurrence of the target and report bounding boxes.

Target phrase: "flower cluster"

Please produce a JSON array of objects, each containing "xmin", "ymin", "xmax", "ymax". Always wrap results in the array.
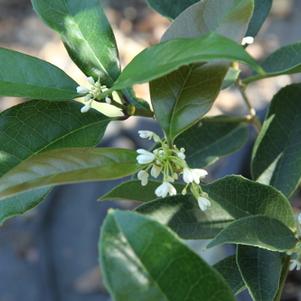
[
  {"xmin": 76, "ymin": 77, "xmax": 112, "ymax": 113},
  {"xmin": 136, "ymin": 130, "xmax": 211, "ymax": 211},
  {"xmin": 288, "ymin": 214, "xmax": 301, "ymax": 271}
]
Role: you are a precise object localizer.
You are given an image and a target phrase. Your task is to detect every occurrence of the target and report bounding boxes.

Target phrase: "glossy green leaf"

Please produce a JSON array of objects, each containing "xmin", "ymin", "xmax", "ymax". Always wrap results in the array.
[
  {"xmin": 31, "ymin": 0, "xmax": 120, "ymax": 86},
  {"xmin": 203, "ymin": 175, "xmax": 295, "ymax": 229},
  {"xmin": 136, "ymin": 195, "xmax": 233, "ymax": 239},
  {"xmin": 0, "ymin": 48, "xmax": 78, "ymax": 100},
  {"xmin": 208, "ymin": 215, "xmax": 297, "ymax": 251},
  {"xmin": 246, "ymin": 0, "xmax": 273, "ymax": 37},
  {"xmin": 244, "ymin": 42, "xmax": 301, "ymax": 83},
  {"xmin": 146, "ymin": 0, "xmax": 198, "ymax": 19},
  {"xmin": 0, "ymin": 148, "xmax": 138, "ymax": 201},
  {"xmin": 237, "ymin": 246, "xmax": 283, "ymax": 301},
  {"xmin": 214, "ymin": 255, "xmax": 245, "ymax": 295},
  {"xmin": 99, "ymin": 210, "xmax": 235, "ymax": 301},
  {"xmin": 175, "ymin": 116, "xmax": 249, "ymax": 168},
  {"xmin": 113, "ymin": 33, "xmax": 260, "ymax": 92},
  {"xmin": 100, "ymin": 180, "xmax": 184, "ymax": 202},
  {"xmin": 150, "ymin": 0, "xmax": 255, "ymax": 140},
  {"xmin": 252, "ymin": 84, "xmax": 301, "ymax": 197},
  {"xmin": 0, "ymin": 100, "xmax": 110, "ymax": 223}
]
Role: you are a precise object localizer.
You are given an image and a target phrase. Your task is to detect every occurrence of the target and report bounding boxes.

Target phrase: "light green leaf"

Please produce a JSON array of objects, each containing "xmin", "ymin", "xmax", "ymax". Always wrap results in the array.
[
  {"xmin": 214, "ymin": 255, "xmax": 245, "ymax": 295},
  {"xmin": 244, "ymin": 42, "xmax": 301, "ymax": 83},
  {"xmin": 0, "ymin": 100, "xmax": 110, "ymax": 223},
  {"xmin": 175, "ymin": 116, "xmax": 249, "ymax": 168},
  {"xmin": 136, "ymin": 195, "xmax": 233, "ymax": 239},
  {"xmin": 203, "ymin": 175, "xmax": 295, "ymax": 229},
  {"xmin": 246, "ymin": 0, "xmax": 273, "ymax": 37},
  {"xmin": 99, "ymin": 210, "xmax": 235, "ymax": 301},
  {"xmin": 0, "ymin": 148, "xmax": 138, "ymax": 201},
  {"xmin": 0, "ymin": 48, "xmax": 78, "ymax": 100},
  {"xmin": 251, "ymin": 84, "xmax": 301, "ymax": 197},
  {"xmin": 146, "ymin": 0, "xmax": 198, "ymax": 19},
  {"xmin": 150, "ymin": 0, "xmax": 255, "ymax": 140},
  {"xmin": 208, "ymin": 215, "xmax": 297, "ymax": 251},
  {"xmin": 100, "ymin": 180, "xmax": 184, "ymax": 202},
  {"xmin": 31, "ymin": 0, "xmax": 120, "ymax": 86},
  {"xmin": 237, "ymin": 246, "xmax": 283, "ymax": 301},
  {"xmin": 113, "ymin": 33, "xmax": 260, "ymax": 92}
]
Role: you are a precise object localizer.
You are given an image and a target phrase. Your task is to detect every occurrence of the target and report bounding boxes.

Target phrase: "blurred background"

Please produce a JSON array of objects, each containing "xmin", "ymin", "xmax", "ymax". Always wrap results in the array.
[{"xmin": 0, "ymin": 0, "xmax": 301, "ymax": 300}]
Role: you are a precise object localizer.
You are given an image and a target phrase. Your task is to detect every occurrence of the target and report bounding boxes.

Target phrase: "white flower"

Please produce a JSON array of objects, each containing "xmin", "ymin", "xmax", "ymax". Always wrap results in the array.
[
  {"xmin": 81, "ymin": 102, "xmax": 92, "ymax": 113},
  {"xmin": 151, "ymin": 165, "xmax": 162, "ymax": 178},
  {"xmin": 289, "ymin": 259, "xmax": 301, "ymax": 271},
  {"xmin": 105, "ymin": 97, "xmax": 112, "ymax": 104},
  {"xmin": 137, "ymin": 170, "xmax": 149, "ymax": 186},
  {"xmin": 77, "ymin": 86, "xmax": 90, "ymax": 94},
  {"xmin": 197, "ymin": 197, "xmax": 211, "ymax": 211},
  {"xmin": 136, "ymin": 149, "xmax": 155, "ymax": 164},
  {"xmin": 183, "ymin": 168, "xmax": 208, "ymax": 184},
  {"xmin": 155, "ymin": 182, "xmax": 177, "ymax": 198},
  {"xmin": 87, "ymin": 76, "xmax": 95, "ymax": 85},
  {"xmin": 242, "ymin": 36, "xmax": 254, "ymax": 46},
  {"xmin": 138, "ymin": 130, "xmax": 160, "ymax": 142},
  {"xmin": 177, "ymin": 148, "xmax": 186, "ymax": 160}
]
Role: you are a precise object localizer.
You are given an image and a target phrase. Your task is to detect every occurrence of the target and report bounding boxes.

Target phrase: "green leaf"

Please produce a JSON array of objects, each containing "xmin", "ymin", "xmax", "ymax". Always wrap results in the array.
[
  {"xmin": 207, "ymin": 215, "xmax": 297, "ymax": 251},
  {"xmin": 31, "ymin": 0, "xmax": 120, "ymax": 86},
  {"xmin": 100, "ymin": 180, "xmax": 185, "ymax": 202},
  {"xmin": 175, "ymin": 116, "xmax": 249, "ymax": 168},
  {"xmin": 203, "ymin": 175, "xmax": 295, "ymax": 229},
  {"xmin": 136, "ymin": 195, "xmax": 233, "ymax": 240},
  {"xmin": 246, "ymin": 0, "xmax": 273, "ymax": 37},
  {"xmin": 0, "ymin": 100, "xmax": 110, "ymax": 223},
  {"xmin": 146, "ymin": 0, "xmax": 198, "ymax": 19},
  {"xmin": 0, "ymin": 48, "xmax": 78, "ymax": 100},
  {"xmin": 99, "ymin": 210, "xmax": 235, "ymax": 301},
  {"xmin": 214, "ymin": 255, "xmax": 245, "ymax": 295},
  {"xmin": 150, "ymin": 0, "xmax": 255, "ymax": 140},
  {"xmin": 244, "ymin": 42, "xmax": 301, "ymax": 83},
  {"xmin": 251, "ymin": 84, "xmax": 301, "ymax": 197},
  {"xmin": 0, "ymin": 148, "xmax": 138, "ymax": 201},
  {"xmin": 237, "ymin": 246, "xmax": 283, "ymax": 301},
  {"xmin": 113, "ymin": 33, "xmax": 260, "ymax": 92}
]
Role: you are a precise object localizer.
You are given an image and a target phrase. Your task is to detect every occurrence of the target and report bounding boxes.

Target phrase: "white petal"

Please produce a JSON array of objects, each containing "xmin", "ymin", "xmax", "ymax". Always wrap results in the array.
[
  {"xmin": 298, "ymin": 213, "xmax": 301, "ymax": 225},
  {"xmin": 138, "ymin": 170, "xmax": 149, "ymax": 186},
  {"xmin": 155, "ymin": 182, "xmax": 169, "ymax": 198},
  {"xmin": 167, "ymin": 183, "xmax": 177, "ymax": 196},
  {"xmin": 77, "ymin": 86, "xmax": 90, "ymax": 94},
  {"xmin": 80, "ymin": 103, "xmax": 91, "ymax": 113},
  {"xmin": 150, "ymin": 165, "xmax": 162, "ymax": 178},
  {"xmin": 177, "ymin": 151, "xmax": 186, "ymax": 160},
  {"xmin": 183, "ymin": 168, "xmax": 194, "ymax": 184},
  {"xmin": 87, "ymin": 76, "xmax": 95, "ymax": 85},
  {"xmin": 105, "ymin": 97, "xmax": 112, "ymax": 104},
  {"xmin": 138, "ymin": 130, "xmax": 153, "ymax": 139},
  {"xmin": 197, "ymin": 197, "xmax": 211, "ymax": 211},
  {"xmin": 289, "ymin": 260, "xmax": 298, "ymax": 271},
  {"xmin": 191, "ymin": 168, "xmax": 208, "ymax": 184},
  {"xmin": 242, "ymin": 36, "xmax": 254, "ymax": 46},
  {"xmin": 136, "ymin": 154, "xmax": 155, "ymax": 164}
]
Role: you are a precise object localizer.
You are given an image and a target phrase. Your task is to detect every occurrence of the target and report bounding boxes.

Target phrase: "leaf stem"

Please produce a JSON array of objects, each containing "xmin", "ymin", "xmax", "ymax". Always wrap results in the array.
[
  {"xmin": 274, "ymin": 256, "xmax": 290, "ymax": 301},
  {"xmin": 237, "ymin": 80, "xmax": 262, "ymax": 132}
]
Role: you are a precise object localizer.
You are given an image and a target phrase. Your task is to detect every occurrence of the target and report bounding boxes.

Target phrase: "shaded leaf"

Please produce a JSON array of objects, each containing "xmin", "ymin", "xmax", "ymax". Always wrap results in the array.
[
  {"xmin": 208, "ymin": 215, "xmax": 296, "ymax": 251},
  {"xmin": 100, "ymin": 180, "xmax": 184, "ymax": 202},
  {"xmin": 244, "ymin": 42, "xmax": 301, "ymax": 83},
  {"xmin": 175, "ymin": 116, "xmax": 249, "ymax": 168},
  {"xmin": 0, "ymin": 100, "xmax": 110, "ymax": 224},
  {"xmin": 146, "ymin": 0, "xmax": 198, "ymax": 19},
  {"xmin": 136, "ymin": 195, "xmax": 233, "ymax": 239},
  {"xmin": 0, "ymin": 148, "xmax": 138, "ymax": 201},
  {"xmin": 0, "ymin": 48, "xmax": 78, "ymax": 100},
  {"xmin": 246, "ymin": 0, "xmax": 273, "ymax": 37},
  {"xmin": 32, "ymin": 0, "xmax": 120, "ymax": 86},
  {"xmin": 203, "ymin": 175, "xmax": 295, "ymax": 229},
  {"xmin": 99, "ymin": 210, "xmax": 235, "ymax": 301},
  {"xmin": 237, "ymin": 246, "xmax": 283, "ymax": 301},
  {"xmin": 252, "ymin": 84, "xmax": 301, "ymax": 197},
  {"xmin": 214, "ymin": 255, "xmax": 245, "ymax": 295},
  {"xmin": 113, "ymin": 33, "xmax": 261, "ymax": 92},
  {"xmin": 150, "ymin": 0, "xmax": 255, "ymax": 140}
]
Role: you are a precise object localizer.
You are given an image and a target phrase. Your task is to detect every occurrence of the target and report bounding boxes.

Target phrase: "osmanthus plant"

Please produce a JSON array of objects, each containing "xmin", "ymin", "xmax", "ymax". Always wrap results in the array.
[{"xmin": 1, "ymin": 0, "xmax": 301, "ymax": 300}]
